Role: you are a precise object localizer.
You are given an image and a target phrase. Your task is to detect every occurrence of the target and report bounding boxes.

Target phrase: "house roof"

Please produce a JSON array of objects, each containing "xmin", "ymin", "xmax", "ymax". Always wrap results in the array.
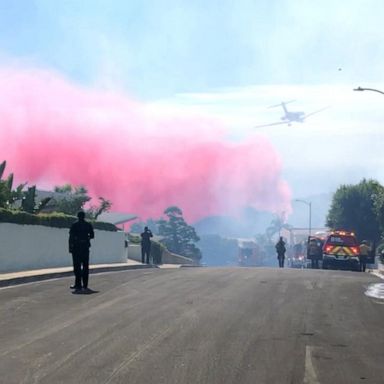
[
  {"xmin": 36, "ymin": 190, "xmax": 72, "ymax": 206},
  {"xmin": 97, "ymin": 212, "xmax": 137, "ymax": 225}
]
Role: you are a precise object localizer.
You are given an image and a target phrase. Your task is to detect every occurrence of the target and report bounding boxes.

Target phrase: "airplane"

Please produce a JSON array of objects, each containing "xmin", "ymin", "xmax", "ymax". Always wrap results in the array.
[{"xmin": 254, "ymin": 100, "xmax": 329, "ymax": 128}]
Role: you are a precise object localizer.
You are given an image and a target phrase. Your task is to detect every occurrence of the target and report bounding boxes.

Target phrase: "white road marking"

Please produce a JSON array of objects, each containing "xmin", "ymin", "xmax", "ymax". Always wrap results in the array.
[
  {"xmin": 304, "ymin": 280, "xmax": 314, "ymax": 290},
  {"xmin": 303, "ymin": 346, "xmax": 320, "ymax": 384},
  {"xmin": 365, "ymin": 283, "xmax": 384, "ymax": 300},
  {"xmin": 369, "ymin": 270, "xmax": 384, "ymax": 280}
]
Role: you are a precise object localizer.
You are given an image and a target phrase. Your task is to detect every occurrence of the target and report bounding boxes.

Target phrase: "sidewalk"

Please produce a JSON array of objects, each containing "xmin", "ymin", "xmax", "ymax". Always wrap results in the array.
[
  {"xmin": 370, "ymin": 262, "xmax": 384, "ymax": 280},
  {"xmin": 0, "ymin": 259, "xmax": 181, "ymax": 288}
]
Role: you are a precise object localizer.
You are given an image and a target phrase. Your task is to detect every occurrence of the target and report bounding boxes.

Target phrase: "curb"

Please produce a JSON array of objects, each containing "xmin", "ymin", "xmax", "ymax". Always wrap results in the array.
[
  {"xmin": 370, "ymin": 270, "xmax": 384, "ymax": 281},
  {"xmin": 0, "ymin": 264, "xmax": 158, "ymax": 288}
]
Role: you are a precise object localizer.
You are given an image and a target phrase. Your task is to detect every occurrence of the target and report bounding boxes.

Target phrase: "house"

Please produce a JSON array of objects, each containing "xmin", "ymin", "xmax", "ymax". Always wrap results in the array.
[{"xmin": 97, "ymin": 212, "xmax": 137, "ymax": 230}]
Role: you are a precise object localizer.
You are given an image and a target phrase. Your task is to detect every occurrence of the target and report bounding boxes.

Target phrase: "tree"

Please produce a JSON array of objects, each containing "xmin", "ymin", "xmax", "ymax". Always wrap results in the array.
[
  {"xmin": 0, "ymin": 160, "xmax": 28, "ymax": 208},
  {"xmin": 21, "ymin": 186, "xmax": 36, "ymax": 213},
  {"xmin": 266, "ymin": 213, "xmax": 292, "ymax": 241},
  {"xmin": 372, "ymin": 191, "xmax": 384, "ymax": 239},
  {"xmin": 0, "ymin": 164, "xmax": 111, "ymax": 217},
  {"xmin": 0, "ymin": 182, "xmax": 9, "ymax": 208},
  {"xmin": 157, "ymin": 206, "xmax": 201, "ymax": 260},
  {"xmin": 130, "ymin": 218, "xmax": 160, "ymax": 234},
  {"xmin": 52, "ymin": 184, "xmax": 112, "ymax": 218},
  {"xmin": 326, "ymin": 179, "xmax": 384, "ymax": 242},
  {"xmin": 53, "ymin": 184, "xmax": 91, "ymax": 215},
  {"xmin": 54, "ymin": 184, "xmax": 73, "ymax": 193},
  {"xmin": 130, "ymin": 221, "xmax": 143, "ymax": 233},
  {"xmin": 87, "ymin": 197, "xmax": 112, "ymax": 220},
  {"xmin": 20, "ymin": 186, "xmax": 52, "ymax": 214}
]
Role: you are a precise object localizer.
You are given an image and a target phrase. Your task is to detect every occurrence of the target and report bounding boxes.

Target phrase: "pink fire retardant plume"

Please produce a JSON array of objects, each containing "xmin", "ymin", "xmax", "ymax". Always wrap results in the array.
[{"xmin": 0, "ymin": 67, "xmax": 291, "ymax": 221}]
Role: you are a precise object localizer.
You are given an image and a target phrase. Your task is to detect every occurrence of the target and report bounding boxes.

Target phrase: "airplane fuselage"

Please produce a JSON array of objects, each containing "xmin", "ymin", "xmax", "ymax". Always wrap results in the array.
[
  {"xmin": 254, "ymin": 101, "xmax": 327, "ymax": 129},
  {"xmin": 281, "ymin": 111, "xmax": 305, "ymax": 122}
]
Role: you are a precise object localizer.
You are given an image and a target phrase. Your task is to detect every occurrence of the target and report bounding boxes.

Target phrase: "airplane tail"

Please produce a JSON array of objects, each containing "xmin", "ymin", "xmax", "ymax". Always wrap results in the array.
[{"xmin": 268, "ymin": 100, "xmax": 296, "ymax": 114}]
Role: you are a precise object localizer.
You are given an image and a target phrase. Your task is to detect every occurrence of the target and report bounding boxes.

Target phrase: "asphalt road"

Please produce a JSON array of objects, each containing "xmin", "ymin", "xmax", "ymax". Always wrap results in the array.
[{"xmin": 0, "ymin": 267, "xmax": 383, "ymax": 384}]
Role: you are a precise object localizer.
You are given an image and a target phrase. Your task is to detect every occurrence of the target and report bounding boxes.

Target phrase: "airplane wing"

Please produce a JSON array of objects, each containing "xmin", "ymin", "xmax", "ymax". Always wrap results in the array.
[
  {"xmin": 254, "ymin": 121, "xmax": 289, "ymax": 129},
  {"xmin": 303, "ymin": 106, "xmax": 330, "ymax": 120}
]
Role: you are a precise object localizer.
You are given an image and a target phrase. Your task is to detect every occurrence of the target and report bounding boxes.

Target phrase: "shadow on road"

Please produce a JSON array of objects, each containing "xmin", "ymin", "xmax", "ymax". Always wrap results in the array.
[{"xmin": 72, "ymin": 289, "xmax": 99, "ymax": 295}]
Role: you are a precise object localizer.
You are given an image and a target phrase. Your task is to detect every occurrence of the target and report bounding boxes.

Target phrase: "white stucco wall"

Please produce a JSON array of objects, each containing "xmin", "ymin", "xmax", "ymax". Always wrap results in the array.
[{"xmin": 0, "ymin": 223, "xmax": 126, "ymax": 273}]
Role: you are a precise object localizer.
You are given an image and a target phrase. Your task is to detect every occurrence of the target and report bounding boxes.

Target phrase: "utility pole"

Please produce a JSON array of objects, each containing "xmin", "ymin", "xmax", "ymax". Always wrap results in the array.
[{"xmin": 295, "ymin": 199, "xmax": 312, "ymax": 237}]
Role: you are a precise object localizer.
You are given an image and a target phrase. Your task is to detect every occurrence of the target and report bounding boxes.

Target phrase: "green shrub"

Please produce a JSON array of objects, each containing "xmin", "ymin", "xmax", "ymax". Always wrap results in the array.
[
  {"xmin": 127, "ymin": 233, "xmax": 141, "ymax": 244},
  {"xmin": 377, "ymin": 241, "xmax": 384, "ymax": 263},
  {"xmin": 151, "ymin": 240, "xmax": 165, "ymax": 264},
  {"xmin": 0, "ymin": 208, "xmax": 117, "ymax": 232}
]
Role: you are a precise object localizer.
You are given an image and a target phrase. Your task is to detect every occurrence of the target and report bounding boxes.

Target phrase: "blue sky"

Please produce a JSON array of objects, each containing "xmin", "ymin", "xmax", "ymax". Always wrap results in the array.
[
  {"xmin": 1, "ymin": 0, "xmax": 384, "ymax": 222},
  {"xmin": 2, "ymin": 0, "xmax": 384, "ymax": 97}
]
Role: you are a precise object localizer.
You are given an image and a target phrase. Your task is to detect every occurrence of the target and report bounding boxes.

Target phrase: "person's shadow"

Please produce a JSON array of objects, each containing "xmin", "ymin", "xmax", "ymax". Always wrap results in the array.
[{"xmin": 72, "ymin": 288, "xmax": 99, "ymax": 295}]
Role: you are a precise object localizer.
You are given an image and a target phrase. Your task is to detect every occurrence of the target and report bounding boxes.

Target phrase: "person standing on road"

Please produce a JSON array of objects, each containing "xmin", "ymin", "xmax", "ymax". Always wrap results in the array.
[
  {"xmin": 275, "ymin": 237, "xmax": 286, "ymax": 268},
  {"xmin": 69, "ymin": 211, "xmax": 95, "ymax": 293},
  {"xmin": 141, "ymin": 226, "xmax": 153, "ymax": 264},
  {"xmin": 359, "ymin": 240, "xmax": 370, "ymax": 272},
  {"xmin": 308, "ymin": 238, "xmax": 322, "ymax": 269}
]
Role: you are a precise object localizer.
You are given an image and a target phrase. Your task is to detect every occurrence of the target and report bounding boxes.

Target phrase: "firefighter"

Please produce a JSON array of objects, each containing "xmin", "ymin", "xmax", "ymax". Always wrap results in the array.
[
  {"xmin": 359, "ymin": 240, "xmax": 370, "ymax": 272},
  {"xmin": 308, "ymin": 237, "xmax": 322, "ymax": 269},
  {"xmin": 275, "ymin": 237, "xmax": 286, "ymax": 268}
]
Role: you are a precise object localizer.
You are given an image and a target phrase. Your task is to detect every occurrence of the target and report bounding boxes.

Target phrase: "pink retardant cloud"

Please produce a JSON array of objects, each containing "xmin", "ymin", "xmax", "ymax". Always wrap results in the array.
[{"xmin": 0, "ymin": 67, "xmax": 291, "ymax": 221}]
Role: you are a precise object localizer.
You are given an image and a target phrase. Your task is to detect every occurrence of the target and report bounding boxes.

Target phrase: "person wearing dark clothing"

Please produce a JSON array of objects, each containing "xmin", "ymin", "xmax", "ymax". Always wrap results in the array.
[
  {"xmin": 69, "ymin": 211, "xmax": 94, "ymax": 292},
  {"xmin": 141, "ymin": 226, "xmax": 153, "ymax": 264},
  {"xmin": 275, "ymin": 237, "xmax": 286, "ymax": 268},
  {"xmin": 308, "ymin": 238, "xmax": 322, "ymax": 269}
]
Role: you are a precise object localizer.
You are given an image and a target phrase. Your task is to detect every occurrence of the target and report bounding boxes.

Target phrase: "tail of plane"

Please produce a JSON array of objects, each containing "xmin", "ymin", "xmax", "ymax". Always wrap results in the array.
[{"xmin": 268, "ymin": 100, "xmax": 296, "ymax": 115}]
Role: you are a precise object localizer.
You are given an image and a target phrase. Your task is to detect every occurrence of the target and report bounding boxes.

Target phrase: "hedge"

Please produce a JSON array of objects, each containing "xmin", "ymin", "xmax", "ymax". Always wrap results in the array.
[
  {"xmin": 0, "ymin": 208, "xmax": 117, "ymax": 232},
  {"xmin": 151, "ymin": 240, "xmax": 166, "ymax": 264},
  {"xmin": 127, "ymin": 233, "xmax": 141, "ymax": 244}
]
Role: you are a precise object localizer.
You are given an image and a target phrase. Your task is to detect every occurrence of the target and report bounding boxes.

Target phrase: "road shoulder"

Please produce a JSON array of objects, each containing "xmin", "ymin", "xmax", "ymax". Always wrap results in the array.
[{"xmin": 0, "ymin": 260, "xmax": 157, "ymax": 287}]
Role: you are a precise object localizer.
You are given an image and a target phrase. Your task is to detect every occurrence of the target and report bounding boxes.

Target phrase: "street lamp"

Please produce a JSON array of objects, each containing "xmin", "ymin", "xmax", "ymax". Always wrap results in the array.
[
  {"xmin": 353, "ymin": 86, "xmax": 384, "ymax": 95},
  {"xmin": 295, "ymin": 199, "xmax": 312, "ymax": 237}
]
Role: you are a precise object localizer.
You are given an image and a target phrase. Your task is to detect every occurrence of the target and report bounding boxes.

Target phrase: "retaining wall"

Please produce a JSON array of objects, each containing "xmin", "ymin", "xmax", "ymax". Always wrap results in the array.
[
  {"xmin": 127, "ymin": 244, "xmax": 196, "ymax": 265},
  {"xmin": 0, "ymin": 223, "xmax": 126, "ymax": 273}
]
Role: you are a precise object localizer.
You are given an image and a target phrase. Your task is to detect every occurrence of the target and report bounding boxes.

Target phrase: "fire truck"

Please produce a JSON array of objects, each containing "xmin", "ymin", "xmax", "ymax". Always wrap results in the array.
[
  {"xmin": 306, "ymin": 235, "xmax": 325, "ymax": 269},
  {"xmin": 238, "ymin": 240, "xmax": 262, "ymax": 266},
  {"xmin": 322, "ymin": 230, "xmax": 360, "ymax": 271}
]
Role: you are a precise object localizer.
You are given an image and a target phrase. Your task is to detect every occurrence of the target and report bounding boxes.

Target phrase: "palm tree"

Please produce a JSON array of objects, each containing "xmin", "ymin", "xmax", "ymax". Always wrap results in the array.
[{"xmin": 266, "ymin": 214, "xmax": 293, "ymax": 241}]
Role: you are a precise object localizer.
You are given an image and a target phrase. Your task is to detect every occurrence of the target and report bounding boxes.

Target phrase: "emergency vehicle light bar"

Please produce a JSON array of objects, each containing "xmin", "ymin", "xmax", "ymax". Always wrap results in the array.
[{"xmin": 331, "ymin": 230, "xmax": 355, "ymax": 237}]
